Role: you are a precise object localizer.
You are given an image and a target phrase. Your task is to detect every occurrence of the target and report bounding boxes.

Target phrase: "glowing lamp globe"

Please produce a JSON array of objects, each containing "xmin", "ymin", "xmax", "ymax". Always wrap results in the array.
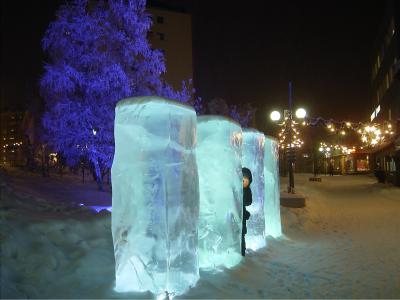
[
  {"xmin": 270, "ymin": 111, "xmax": 281, "ymax": 121},
  {"xmin": 295, "ymin": 108, "xmax": 307, "ymax": 119}
]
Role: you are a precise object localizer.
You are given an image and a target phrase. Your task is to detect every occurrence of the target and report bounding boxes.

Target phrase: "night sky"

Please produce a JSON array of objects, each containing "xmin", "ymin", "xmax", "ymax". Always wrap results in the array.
[{"xmin": 1, "ymin": 0, "xmax": 385, "ymax": 129}]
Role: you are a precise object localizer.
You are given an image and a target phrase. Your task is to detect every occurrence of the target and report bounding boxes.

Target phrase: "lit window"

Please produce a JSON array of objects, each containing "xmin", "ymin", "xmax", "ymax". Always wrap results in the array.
[{"xmin": 390, "ymin": 18, "xmax": 395, "ymax": 36}]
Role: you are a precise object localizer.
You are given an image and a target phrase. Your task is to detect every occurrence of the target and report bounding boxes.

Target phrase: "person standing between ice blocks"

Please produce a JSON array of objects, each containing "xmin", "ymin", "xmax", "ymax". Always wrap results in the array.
[{"xmin": 241, "ymin": 167, "xmax": 253, "ymax": 256}]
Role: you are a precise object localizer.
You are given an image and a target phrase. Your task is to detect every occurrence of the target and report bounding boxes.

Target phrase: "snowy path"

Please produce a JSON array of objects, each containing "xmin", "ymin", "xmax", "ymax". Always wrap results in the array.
[
  {"xmin": 275, "ymin": 174, "xmax": 400, "ymax": 298},
  {"xmin": 183, "ymin": 174, "xmax": 400, "ymax": 298},
  {"xmin": 1, "ymin": 170, "xmax": 400, "ymax": 298}
]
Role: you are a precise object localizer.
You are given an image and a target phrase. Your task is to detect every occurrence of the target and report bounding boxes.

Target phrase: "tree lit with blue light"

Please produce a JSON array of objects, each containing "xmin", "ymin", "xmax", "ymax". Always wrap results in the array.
[{"xmin": 40, "ymin": 0, "xmax": 199, "ymax": 189}]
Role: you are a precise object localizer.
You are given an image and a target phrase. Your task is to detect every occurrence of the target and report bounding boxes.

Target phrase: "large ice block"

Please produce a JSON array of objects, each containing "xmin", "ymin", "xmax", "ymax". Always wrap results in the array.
[
  {"xmin": 111, "ymin": 96, "xmax": 199, "ymax": 296},
  {"xmin": 264, "ymin": 136, "xmax": 282, "ymax": 237},
  {"xmin": 242, "ymin": 129, "xmax": 266, "ymax": 250},
  {"xmin": 196, "ymin": 116, "xmax": 243, "ymax": 270}
]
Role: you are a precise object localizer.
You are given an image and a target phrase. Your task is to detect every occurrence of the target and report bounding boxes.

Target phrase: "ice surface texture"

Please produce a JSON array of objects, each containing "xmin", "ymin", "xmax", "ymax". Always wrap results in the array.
[
  {"xmin": 111, "ymin": 96, "xmax": 199, "ymax": 295},
  {"xmin": 196, "ymin": 116, "xmax": 243, "ymax": 270},
  {"xmin": 242, "ymin": 129, "xmax": 266, "ymax": 250},
  {"xmin": 264, "ymin": 137, "xmax": 282, "ymax": 237}
]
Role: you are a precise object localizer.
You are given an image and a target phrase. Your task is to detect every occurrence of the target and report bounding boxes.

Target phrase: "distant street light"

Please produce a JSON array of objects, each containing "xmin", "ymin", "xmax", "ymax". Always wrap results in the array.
[
  {"xmin": 270, "ymin": 82, "xmax": 307, "ymax": 194},
  {"xmin": 270, "ymin": 111, "xmax": 281, "ymax": 121},
  {"xmin": 295, "ymin": 108, "xmax": 307, "ymax": 119}
]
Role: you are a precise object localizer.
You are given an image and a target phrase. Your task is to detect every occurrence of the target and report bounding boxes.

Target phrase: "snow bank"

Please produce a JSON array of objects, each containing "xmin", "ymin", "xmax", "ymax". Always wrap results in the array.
[{"xmin": 0, "ymin": 179, "xmax": 149, "ymax": 299}]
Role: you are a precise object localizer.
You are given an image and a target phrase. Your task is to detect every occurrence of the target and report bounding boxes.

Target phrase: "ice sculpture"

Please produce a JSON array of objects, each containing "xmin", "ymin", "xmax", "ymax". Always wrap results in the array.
[
  {"xmin": 111, "ymin": 96, "xmax": 199, "ymax": 296},
  {"xmin": 196, "ymin": 116, "xmax": 243, "ymax": 270},
  {"xmin": 242, "ymin": 129, "xmax": 266, "ymax": 250},
  {"xmin": 264, "ymin": 136, "xmax": 282, "ymax": 237}
]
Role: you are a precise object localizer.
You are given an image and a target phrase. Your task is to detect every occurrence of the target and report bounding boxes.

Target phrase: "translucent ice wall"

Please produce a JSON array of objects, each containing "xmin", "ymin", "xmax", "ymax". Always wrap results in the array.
[
  {"xmin": 242, "ymin": 129, "xmax": 266, "ymax": 250},
  {"xmin": 264, "ymin": 136, "xmax": 282, "ymax": 237},
  {"xmin": 197, "ymin": 116, "xmax": 243, "ymax": 270},
  {"xmin": 111, "ymin": 96, "xmax": 199, "ymax": 296}
]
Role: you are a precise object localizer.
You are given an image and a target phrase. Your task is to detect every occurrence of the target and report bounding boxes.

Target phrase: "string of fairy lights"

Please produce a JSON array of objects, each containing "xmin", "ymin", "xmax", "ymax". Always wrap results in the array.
[
  {"xmin": 318, "ymin": 142, "xmax": 361, "ymax": 158},
  {"xmin": 276, "ymin": 116, "xmax": 396, "ymax": 150},
  {"xmin": 304, "ymin": 117, "xmax": 395, "ymax": 147},
  {"xmin": 278, "ymin": 119, "xmax": 304, "ymax": 149}
]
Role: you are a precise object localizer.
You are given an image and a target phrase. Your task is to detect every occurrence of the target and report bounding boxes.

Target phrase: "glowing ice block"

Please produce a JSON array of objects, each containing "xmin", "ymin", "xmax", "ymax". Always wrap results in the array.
[
  {"xmin": 111, "ymin": 96, "xmax": 199, "ymax": 296},
  {"xmin": 196, "ymin": 116, "xmax": 243, "ymax": 270},
  {"xmin": 242, "ymin": 129, "xmax": 266, "ymax": 250},
  {"xmin": 264, "ymin": 136, "xmax": 282, "ymax": 237}
]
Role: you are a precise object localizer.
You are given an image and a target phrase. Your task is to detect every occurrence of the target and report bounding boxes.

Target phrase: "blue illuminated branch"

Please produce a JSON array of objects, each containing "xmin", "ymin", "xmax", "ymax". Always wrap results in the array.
[{"xmin": 40, "ymin": 0, "xmax": 201, "ymax": 189}]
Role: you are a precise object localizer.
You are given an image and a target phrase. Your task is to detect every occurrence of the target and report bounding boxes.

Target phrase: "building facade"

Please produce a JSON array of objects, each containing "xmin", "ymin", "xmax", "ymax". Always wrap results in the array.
[
  {"xmin": 331, "ymin": 152, "xmax": 371, "ymax": 175},
  {"xmin": 370, "ymin": 0, "xmax": 400, "ymax": 124},
  {"xmin": 147, "ymin": 5, "xmax": 193, "ymax": 91},
  {"xmin": 1, "ymin": 112, "xmax": 25, "ymax": 166},
  {"xmin": 370, "ymin": 0, "xmax": 400, "ymax": 186}
]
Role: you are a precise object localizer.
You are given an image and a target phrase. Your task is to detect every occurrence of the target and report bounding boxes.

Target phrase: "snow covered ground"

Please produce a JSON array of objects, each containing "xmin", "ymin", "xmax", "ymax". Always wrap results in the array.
[{"xmin": 1, "ymin": 168, "xmax": 400, "ymax": 298}]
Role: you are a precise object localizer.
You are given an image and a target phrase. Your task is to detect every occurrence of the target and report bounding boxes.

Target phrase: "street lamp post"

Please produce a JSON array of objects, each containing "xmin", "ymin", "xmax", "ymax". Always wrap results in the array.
[
  {"xmin": 287, "ymin": 115, "xmax": 295, "ymax": 193},
  {"xmin": 270, "ymin": 82, "xmax": 306, "ymax": 194}
]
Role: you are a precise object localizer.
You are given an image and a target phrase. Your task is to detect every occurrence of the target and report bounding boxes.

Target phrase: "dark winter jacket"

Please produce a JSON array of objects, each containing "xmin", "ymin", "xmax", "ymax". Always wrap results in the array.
[
  {"xmin": 242, "ymin": 168, "xmax": 253, "ymax": 235},
  {"xmin": 242, "ymin": 187, "xmax": 252, "ymax": 234}
]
